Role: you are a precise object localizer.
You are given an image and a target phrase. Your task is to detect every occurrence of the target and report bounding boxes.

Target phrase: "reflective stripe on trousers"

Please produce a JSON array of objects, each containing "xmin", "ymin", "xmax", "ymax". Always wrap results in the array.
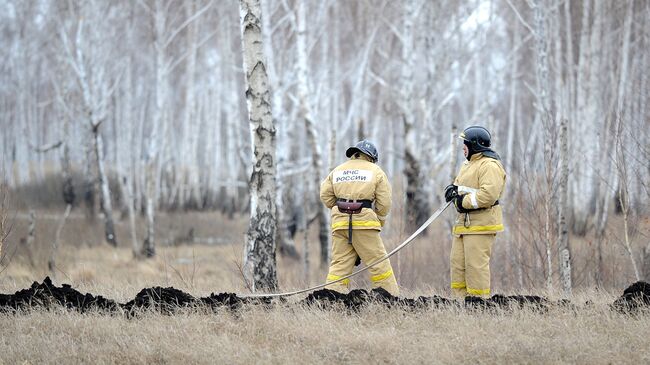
[
  {"xmin": 450, "ymin": 234, "xmax": 495, "ymax": 298},
  {"xmin": 325, "ymin": 229, "xmax": 399, "ymax": 296},
  {"xmin": 326, "ymin": 274, "xmax": 350, "ymax": 286}
]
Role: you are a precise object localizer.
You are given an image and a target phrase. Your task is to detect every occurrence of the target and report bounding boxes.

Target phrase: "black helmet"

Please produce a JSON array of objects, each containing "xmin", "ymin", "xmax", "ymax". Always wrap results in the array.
[
  {"xmin": 346, "ymin": 139, "xmax": 378, "ymax": 162},
  {"xmin": 459, "ymin": 126, "xmax": 492, "ymax": 153}
]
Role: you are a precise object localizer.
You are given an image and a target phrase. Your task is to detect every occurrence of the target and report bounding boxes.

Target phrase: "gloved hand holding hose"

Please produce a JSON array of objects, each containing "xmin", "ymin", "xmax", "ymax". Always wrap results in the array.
[{"xmin": 444, "ymin": 184, "xmax": 458, "ymax": 202}]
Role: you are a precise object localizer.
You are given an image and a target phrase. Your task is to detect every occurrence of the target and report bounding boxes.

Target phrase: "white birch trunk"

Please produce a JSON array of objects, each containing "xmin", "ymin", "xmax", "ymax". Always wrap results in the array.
[
  {"xmin": 182, "ymin": 0, "xmax": 200, "ymax": 208},
  {"xmin": 642, "ymin": 4, "xmax": 650, "ymax": 281},
  {"xmin": 225, "ymin": 71, "xmax": 240, "ymax": 216},
  {"xmin": 532, "ymin": 0, "xmax": 554, "ymax": 291},
  {"xmin": 64, "ymin": 11, "xmax": 118, "ymax": 247},
  {"xmin": 553, "ymin": 4, "xmax": 571, "ymax": 296},
  {"xmin": 143, "ymin": 2, "xmax": 168, "ymax": 257},
  {"xmin": 506, "ymin": 20, "xmax": 519, "ymax": 174},
  {"xmin": 505, "ymin": 19, "xmax": 521, "ymax": 288},
  {"xmin": 261, "ymin": 0, "xmax": 298, "ymax": 259},
  {"xmin": 296, "ymin": 0, "xmax": 329, "ymax": 265},
  {"xmin": 122, "ymin": 173, "xmax": 139, "ymax": 259},
  {"xmin": 401, "ymin": 0, "xmax": 430, "ymax": 231},
  {"xmin": 557, "ymin": 119, "xmax": 572, "ymax": 295},
  {"xmin": 21, "ymin": 210, "xmax": 35, "ymax": 268},
  {"xmin": 302, "ymin": 186, "xmax": 311, "ymax": 284},
  {"xmin": 614, "ymin": 0, "xmax": 639, "ymax": 282},
  {"xmin": 240, "ymin": 0, "xmax": 278, "ymax": 291},
  {"xmin": 572, "ymin": 0, "xmax": 593, "ymax": 235},
  {"xmin": 329, "ymin": 2, "xmax": 341, "ymax": 173},
  {"xmin": 93, "ymin": 127, "xmax": 117, "ymax": 246},
  {"xmin": 585, "ymin": 0, "xmax": 604, "ymax": 218},
  {"xmin": 49, "ymin": 205, "xmax": 71, "ymax": 275}
]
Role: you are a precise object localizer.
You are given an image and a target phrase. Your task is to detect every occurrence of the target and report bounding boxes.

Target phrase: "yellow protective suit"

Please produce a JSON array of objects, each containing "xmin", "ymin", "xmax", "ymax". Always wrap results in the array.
[
  {"xmin": 320, "ymin": 154, "xmax": 399, "ymax": 296},
  {"xmin": 450, "ymin": 152, "xmax": 506, "ymax": 298}
]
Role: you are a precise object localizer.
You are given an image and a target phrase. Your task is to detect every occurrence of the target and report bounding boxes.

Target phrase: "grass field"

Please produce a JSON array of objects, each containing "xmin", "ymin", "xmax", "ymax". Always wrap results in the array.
[
  {"xmin": 0, "ymin": 209, "xmax": 648, "ymax": 364},
  {"xmin": 0, "ymin": 287, "xmax": 648, "ymax": 364},
  {"xmin": 0, "ymin": 243, "xmax": 648, "ymax": 364}
]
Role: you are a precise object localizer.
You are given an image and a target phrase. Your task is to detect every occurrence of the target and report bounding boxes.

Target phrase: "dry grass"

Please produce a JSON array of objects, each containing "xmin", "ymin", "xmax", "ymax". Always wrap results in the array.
[
  {"xmin": 0, "ymin": 295, "xmax": 649, "ymax": 365},
  {"xmin": 0, "ymin": 208, "xmax": 649, "ymax": 364},
  {"xmin": 0, "ymin": 244, "xmax": 648, "ymax": 364},
  {"xmin": 3, "ymin": 201, "xmax": 648, "ymax": 293}
]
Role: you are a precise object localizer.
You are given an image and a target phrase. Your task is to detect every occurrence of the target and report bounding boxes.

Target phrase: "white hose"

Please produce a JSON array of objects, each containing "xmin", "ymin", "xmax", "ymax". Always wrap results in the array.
[{"xmin": 240, "ymin": 201, "xmax": 452, "ymax": 298}]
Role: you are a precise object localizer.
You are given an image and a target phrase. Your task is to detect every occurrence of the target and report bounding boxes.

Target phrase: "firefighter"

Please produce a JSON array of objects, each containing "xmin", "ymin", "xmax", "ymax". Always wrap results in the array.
[
  {"xmin": 444, "ymin": 126, "xmax": 506, "ymax": 298},
  {"xmin": 320, "ymin": 140, "xmax": 399, "ymax": 296}
]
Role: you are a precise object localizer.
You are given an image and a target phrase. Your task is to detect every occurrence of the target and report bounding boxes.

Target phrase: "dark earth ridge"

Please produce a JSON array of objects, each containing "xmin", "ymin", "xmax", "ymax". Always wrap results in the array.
[{"xmin": 0, "ymin": 277, "xmax": 648, "ymax": 314}]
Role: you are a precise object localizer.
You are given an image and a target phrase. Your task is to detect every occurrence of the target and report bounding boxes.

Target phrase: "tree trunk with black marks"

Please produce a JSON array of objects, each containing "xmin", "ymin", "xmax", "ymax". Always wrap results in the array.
[
  {"xmin": 404, "ymin": 149, "xmax": 430, "ymax": 231},
  {"xmin": 181, "ymin": 0, "xmax": 201, "ymax": 209},
  {"xmin": 49, "ymin": 204, "xmax": 71, "ymax": 275},
  {"xmin": 401, "ymin": 0, "xmax": 430, "ymax": 232},
  {"xmin": 92, "ymin": 125, "xmax": 117, "ymax": 246},
  {"xmin": 643, "ymin": 246, "xmax": 650, "ymax": 282},
  {"xmin": 83, "ymin": 140, "xmax": 98, "ymax": 221},
  {"xmin": 60, "ymin": 10, "xmax": 117, "ymax": 248},
  {"xmin": 532, "ymin": 0, "xmax": 555, "ymax": 291},
  {"xmin": 614, "ymin": 0, "xmax": 639, "ymax": 282},
  {"xmin": 505, "ymin": 19, "xmax": 519, "ymax": 285},
  {"xmin": 23, "ymin": 211, "xmax": 36, "ymax": 268},
  {"xmin": 123, "ymin": 173, "xmax": 140, "ymax": 259},
  {"xmin": 261, "ymin": 0, "xmax": 298, "ymax": 260},
  {"xmin": 571, "ymin": 0, "xmax": 593, "ymax": 236},
  {"xmin": 296, "ymin": 0, "xmax": 329, "ymax": 265},
  {"xmin": 239, "ymin": 0, "xmax": 278, "ymax": 292},
  {"xmin": 142, "ymin": 1, "xmax": 168, "ymax": 258},
  {"xmin": 557, "ymin": 119, "xmax": 572, "ymax": 295}
]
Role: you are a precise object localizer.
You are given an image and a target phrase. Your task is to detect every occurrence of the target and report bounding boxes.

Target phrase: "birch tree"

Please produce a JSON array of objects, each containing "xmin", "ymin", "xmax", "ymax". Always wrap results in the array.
[
  {"xmin": 401, "ymin": 0, "xmax": 430, "ymax": 231},
  {"xmin": 141, "ymin": 0, "xmax": 212, "ymax": 257},
  {"xmin": 180, "ymin": 0, "xmax": 201, "ymax": 208},
  {"xmin": 557, "ymin": 118, "xmax": 571, "ymax": 295},
  {"xmin": 614, "ymin": 0, "xmax": 639, "ymax": 282},
  {"xmin": 239, "ymin": 0, "xmax": 278, "ymax": 291},
  {"xmin": 59, "ymin": 3, "xmax": 119, "ymax": 247},
  {"xmin": 261, "ymin": 0, "xmax": 299, "ymax": 259},
  {"xmin": 642, "ymin": 2, "xmax": 650, "ymax": 282},
  {"xmin": 532, "ymin": 0, "xmax": 559, "ymax": 291},
  {"xmin": 48, "ymin": 74, "xmax": 75, "ymax": 272},
  {"xmin": 295, "ymin": 0, "xmax": 330, "ymax": 265}
]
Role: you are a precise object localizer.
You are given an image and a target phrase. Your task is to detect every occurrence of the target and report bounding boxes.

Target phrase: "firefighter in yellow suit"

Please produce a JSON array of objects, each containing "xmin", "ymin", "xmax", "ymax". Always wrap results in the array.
[
  {"xmin": 320, "ymin": 140, "xmax": 399, "ymax": 296},
  {"xmin": 444, "ymin": 126, "xmax": 506, "ymax": 298}
]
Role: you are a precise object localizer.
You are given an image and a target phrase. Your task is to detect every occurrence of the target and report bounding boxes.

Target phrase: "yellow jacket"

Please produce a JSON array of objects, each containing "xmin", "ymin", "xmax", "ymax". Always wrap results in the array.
[
  {"xmin": 320, "ymin": 154, "xmax": 392, "ymax": 231},
  {"xmin": 453, "ymin": 153, "xmax": 506, "ymax": 235}
]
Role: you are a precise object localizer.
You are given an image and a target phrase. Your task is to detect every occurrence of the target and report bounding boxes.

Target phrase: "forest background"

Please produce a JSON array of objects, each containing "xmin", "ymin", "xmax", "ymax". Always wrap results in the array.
[{"xmin": 1, "ymin": 0, "xmax": 649, "ymax": 295}]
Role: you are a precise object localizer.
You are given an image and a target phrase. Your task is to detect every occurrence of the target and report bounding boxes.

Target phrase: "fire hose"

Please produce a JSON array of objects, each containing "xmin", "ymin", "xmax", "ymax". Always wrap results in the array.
[{"xmin": 240, "ymin": 201, "xmax": 452, "ymax": 298}]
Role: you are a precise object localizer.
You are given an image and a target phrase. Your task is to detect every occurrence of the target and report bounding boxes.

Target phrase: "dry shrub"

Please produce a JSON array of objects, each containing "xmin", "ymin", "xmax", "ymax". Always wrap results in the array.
[{"xmin": 0, "ymin": 178, "xmax": 13, "ymax": 269}]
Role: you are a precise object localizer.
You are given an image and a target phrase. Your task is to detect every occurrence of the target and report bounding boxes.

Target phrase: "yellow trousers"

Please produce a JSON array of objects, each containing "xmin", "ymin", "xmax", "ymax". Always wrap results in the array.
[
  {"xmin": 450, "ymin": 234, "xmax": 495, "ymax": 298},
  {"xmin": 325, "ymin": 229, "xmax": 399, "ymax": 296}
]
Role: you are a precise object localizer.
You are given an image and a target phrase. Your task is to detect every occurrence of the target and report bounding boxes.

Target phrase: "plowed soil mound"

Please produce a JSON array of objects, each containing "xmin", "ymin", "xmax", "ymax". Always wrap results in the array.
[
  {"xmin": 122, "ymin": 286, "xmax": 198, "ymax": 314},
  {"xmin": 612, "ymin": 281, "xmax": 650, "ymax": 312},
  {"xmin": 300, "ymin": 288, "xmax": 453, "ymax": 311},
  {"xmin": 0, "ymin": 277, "xmax": 648, "ymax": 314},
  {"xmin": 201, "ymin": 292, "xmax": 277, "ymax": 311},
  {"xmin": 0, "ymin": 277, "xmax": 118, "ymax": 313}
]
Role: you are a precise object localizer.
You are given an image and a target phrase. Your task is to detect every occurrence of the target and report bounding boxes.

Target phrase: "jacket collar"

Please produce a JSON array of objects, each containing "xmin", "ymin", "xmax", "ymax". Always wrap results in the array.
[
  {"xmin": 469, "ymin": 153, "xmax": 484, "ymax": 162},
  {"xmin": 352, "ymin": 154, "xmax": 373, "ymax": 163}
]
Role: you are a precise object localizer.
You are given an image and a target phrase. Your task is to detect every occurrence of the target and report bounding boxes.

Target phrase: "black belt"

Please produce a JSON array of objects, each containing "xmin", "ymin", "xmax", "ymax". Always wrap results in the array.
[
  {"xmin": 462, "ymin": 200, "xmax": 501, "ymax": 227},
  {"xmin": 336, "ymin": 198, "xmax": 373, "ymax": 209},
  {"xmin": 336, "ymin": 198, "xmax": 374, "ymax": 247}
]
